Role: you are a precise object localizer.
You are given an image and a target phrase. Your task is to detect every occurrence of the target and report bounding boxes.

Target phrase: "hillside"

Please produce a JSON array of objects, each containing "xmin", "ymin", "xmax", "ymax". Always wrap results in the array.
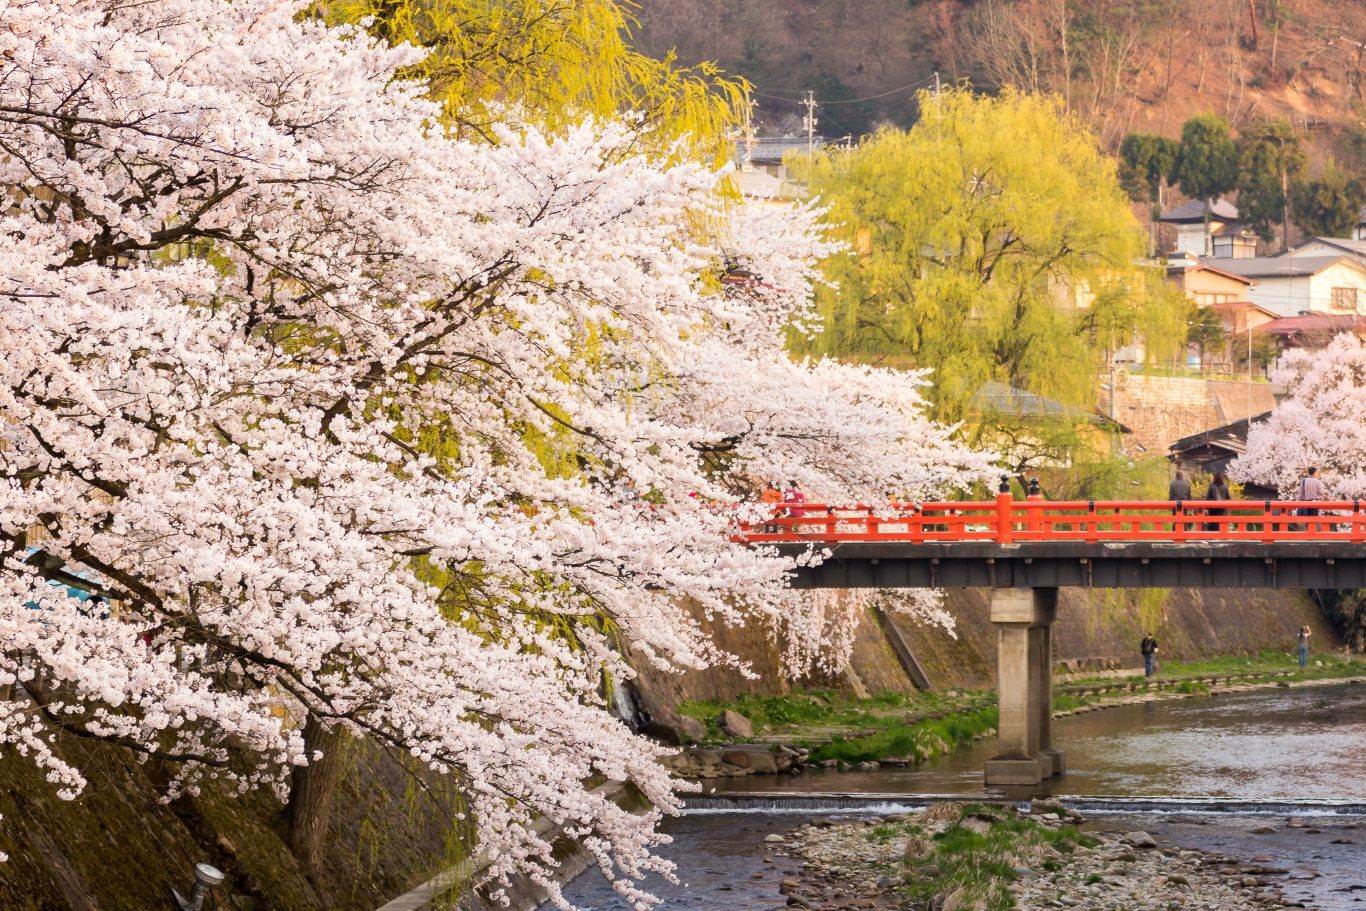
[{"xmin": 631, "ymin": 0, "xmax": 1366, "ymax": 165}]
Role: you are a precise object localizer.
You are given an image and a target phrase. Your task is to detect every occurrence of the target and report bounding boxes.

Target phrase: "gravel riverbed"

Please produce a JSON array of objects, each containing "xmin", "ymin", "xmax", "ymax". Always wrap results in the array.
[{"xmin": 769, "ymin": 803, "xmax": 1313, "ymax": 911}]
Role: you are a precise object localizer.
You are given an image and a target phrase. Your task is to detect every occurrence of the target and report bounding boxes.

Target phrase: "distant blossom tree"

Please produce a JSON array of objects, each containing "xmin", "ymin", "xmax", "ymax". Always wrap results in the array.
[
  {"xmin": 1232, "ymin": 334, "xmax": 1366, "ymax": 498},
  {"xmin": 0, "ymin": 0, "xmax": 993, "ymax": 894}
]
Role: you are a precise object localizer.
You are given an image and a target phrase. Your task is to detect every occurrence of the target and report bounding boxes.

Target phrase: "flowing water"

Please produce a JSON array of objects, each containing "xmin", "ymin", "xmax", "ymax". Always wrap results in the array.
[{"xmin": 555, "ymin": 683, "xmax": 1366, "ymax": 910}]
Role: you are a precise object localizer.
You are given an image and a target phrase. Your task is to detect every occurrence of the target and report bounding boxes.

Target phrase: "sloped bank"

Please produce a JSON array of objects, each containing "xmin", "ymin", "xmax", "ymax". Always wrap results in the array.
[{"xmin": 628, "ymin": 587, "xmax": 1341, "ymax": 733}]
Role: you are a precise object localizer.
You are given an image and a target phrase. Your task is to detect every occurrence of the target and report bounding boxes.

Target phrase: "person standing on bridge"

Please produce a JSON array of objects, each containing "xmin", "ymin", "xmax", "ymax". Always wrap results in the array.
[
  {"xmin": 1140, "ymin": 633, "xmax": 1159, "ymax": 678},
  {"xmin": 1205, "ymin": 472, "xmax": 1231, "ymax": 533},
  {"xmin": 760, "ymin": 481, "xmax": 783, "ymax": 533},
  {"xmin": 1296, "ymin": 625, "xmax": 1312, "ymax": 669},
  {"xmin": 1296, "ymin": 467, "xmax": 1325, "ymax": 517},
  {"xmin": 1168, "ymin": 470, "xmax": 1192, "ymax": 532}
]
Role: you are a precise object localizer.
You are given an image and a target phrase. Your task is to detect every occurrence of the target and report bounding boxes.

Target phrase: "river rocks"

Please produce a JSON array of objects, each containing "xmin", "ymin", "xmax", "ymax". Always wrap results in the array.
[
  {"xmin": 661, "ymin": 742, "xmax": 802, "ymax": 778},
  {"xmin": 718, "ymin": 709, "xmax": 753, "ymax": 738},
  {"xmin": 641, "ymin": 712, "xmax": 706, "ymax": 746},
  {"xmin": 1120, "ymin": 830, "xmax": 1157, "ymax": 848},
  {"xmin": 764, "ymin": 834, "xmax": 787, "ymax": 844},
  {"xmin": 772, "ymin": 808, "xmax": 1291, "ymax": 911}
]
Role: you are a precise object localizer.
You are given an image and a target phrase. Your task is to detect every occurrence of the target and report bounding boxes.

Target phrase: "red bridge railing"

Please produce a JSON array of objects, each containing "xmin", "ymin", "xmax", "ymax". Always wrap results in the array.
[{"xmin": 735, "ymin": 493, "xmax": 1366, "ymax": 545}]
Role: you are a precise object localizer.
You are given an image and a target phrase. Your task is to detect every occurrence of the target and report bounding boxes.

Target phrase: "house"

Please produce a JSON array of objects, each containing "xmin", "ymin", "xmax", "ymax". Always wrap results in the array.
[
  {"xmin": 1165, "ymin": 260, "xmax": 1257, "ymax": 307},
  {"xmin": 734, "ymin": 136, "xmax": 832, "ymax": 181},
  {"xmin": 1197, "ymin": 254, "xmax": 1366, "ymax": 316},
  {"xmin": 1168, "ymin": 412, "xmax": 1277, "ymax": 499},
  {"xmin": 1279, "ymin": 236, "xmax": 1366, "ymax": 264},
  {"xmin": 1158, "ymin": 198, "xmax": 1248, "ymax": 258}
]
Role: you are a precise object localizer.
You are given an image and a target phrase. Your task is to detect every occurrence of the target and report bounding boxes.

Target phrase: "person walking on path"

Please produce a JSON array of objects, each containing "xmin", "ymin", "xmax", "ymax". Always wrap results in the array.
[
  {"xmin": 1140, "ymin": 633, "xmax": 1159, "ymax": 678},
  {"xmin": 1205, "ymin": 471, "xmax": 1231, "ymax": 533},
  {"xmin": 1296, "ymin": 625, "xmax": 1311, "ymax": 669},
  {"xmin": 1168, "ymin": 470, "xmax": 1192, "ymax": 531}
]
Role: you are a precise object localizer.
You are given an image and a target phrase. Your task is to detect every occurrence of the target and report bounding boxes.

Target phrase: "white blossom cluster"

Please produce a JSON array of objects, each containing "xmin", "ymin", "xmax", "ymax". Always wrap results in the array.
[
  {"xmin": 0, "ymin": 0, "xmax": 992, "ymax": 900},
  {"xmin": 1232, "ymin": 333, "xmax": 1366, "ymax": 499}
]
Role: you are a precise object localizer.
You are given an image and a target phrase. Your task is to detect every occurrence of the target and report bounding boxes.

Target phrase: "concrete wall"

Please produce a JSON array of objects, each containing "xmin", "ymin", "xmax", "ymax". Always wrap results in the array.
[
  {"xmin": 1103, "ymin": 373, "xmax": 1277, "ymax": 454},
  {"xmin": 631, "ymin": 588, "xmax": 1340, "ymax": 713}
]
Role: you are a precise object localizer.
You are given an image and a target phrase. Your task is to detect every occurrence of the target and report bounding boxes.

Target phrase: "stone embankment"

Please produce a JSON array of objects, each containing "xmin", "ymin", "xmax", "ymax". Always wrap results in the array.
[{"xmin": 771, "ymin": 803, "xmax": 1305, "ymax": 911}]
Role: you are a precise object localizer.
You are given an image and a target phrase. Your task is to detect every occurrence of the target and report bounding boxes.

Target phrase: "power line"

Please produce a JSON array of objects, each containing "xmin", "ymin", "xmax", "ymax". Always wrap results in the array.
[{"xmin": 750, "ymin": 72, "xmax": 941, "ymax": 106}]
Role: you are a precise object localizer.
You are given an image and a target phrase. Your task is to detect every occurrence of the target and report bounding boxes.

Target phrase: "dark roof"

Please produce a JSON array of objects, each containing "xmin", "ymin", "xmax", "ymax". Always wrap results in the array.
[
  {"xmin": 1159, "ymin": 198, "xmax": 1240, "ymax": 224},
  {"xmin": 735, "ymin": 136, "xmax": 832, "ymax": 164},
  {"xmin": 970, "ymin": 381, "xmax": 1127, "ymax": 430},
  {"xmin": 1258, "ymin": 313, "xmax": 1366, "ymax": 336},
  {"xmin": 1169, "ymin": 411, "xmax": 1273, "ymax": 455},
  {"xmin": 1201, "ymin": 255, "xmax": 1364, "ymax": 279}
]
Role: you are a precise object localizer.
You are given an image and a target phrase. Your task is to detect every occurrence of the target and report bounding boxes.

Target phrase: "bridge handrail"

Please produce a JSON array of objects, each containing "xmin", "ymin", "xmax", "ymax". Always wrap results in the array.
[{"xmin": 734, "ymin": 494, "xmax": 1366, "ymax": 545}]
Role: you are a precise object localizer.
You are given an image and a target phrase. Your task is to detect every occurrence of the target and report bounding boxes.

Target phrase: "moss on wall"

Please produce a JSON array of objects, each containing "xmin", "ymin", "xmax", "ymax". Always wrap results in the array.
[{"xmin": 0, "ymin": 730, "xmax": 451, "ymax": 910}]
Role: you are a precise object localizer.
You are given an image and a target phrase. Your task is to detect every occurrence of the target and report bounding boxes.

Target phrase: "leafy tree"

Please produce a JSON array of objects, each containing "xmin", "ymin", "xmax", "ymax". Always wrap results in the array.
[
  {"xmin": 1290, "ymin": 162, "xmax": 1366, "ymax": 238},
  {"xmin": 1173, "ymin": 114, "xmax": 1239, "ymax": 253},
  {"xmin": 1119, "ymin": 132, "xmax": 1179, "ymax": 205},
  {"xmin": 788, "ymin": 88, "xmax": 1185, "ymax": 430},
  {"xmin": 1119, "ymin": 132, "xmax": 1180, "ymax": 254},
  {"xmin": 1236, "ymin": 119, "xmax": 1305, "ymax": 244},
  {"xmin": 1186, "ymin": 303, "xmax": 1227, "ymax": 370},
  {"xmin": 325, "ymin": 0, "xmax": 749, "ymax": 164}
]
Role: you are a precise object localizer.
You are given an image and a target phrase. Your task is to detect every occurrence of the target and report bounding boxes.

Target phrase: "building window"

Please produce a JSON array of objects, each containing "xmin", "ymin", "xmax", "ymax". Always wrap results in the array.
[
  {"xmin": 1194, "ymin": 292, "xmax": 1235, "ymax": 307},
  {"xmin": 1330, "ymin": 287, "xmax": 1360, "ymax": 312}
]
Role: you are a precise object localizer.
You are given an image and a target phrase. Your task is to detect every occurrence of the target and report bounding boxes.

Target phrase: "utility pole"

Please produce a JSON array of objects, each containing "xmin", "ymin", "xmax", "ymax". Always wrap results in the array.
[
  {"xmin": 742, "ymin": 95, "xmax": 757, "ymax": 170},
  {"xmin": 802, "ymin": 91, "xmax": 818, "ymax": 154}
]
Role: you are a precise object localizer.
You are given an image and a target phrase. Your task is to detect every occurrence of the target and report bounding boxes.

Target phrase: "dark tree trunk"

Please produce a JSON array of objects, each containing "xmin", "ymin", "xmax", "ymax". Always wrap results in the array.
[{"xmin": 287, "ymin": 715, "xmax": 345, "ymax": 879}]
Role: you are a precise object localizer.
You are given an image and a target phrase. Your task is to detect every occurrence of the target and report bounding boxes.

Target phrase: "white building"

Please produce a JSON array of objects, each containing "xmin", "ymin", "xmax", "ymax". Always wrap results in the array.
[
  {"xmin": 1158, "ymin": 198, "xmax": 1251, "ymax": 258},
  {"xmin": 1207, "ymin": 254, "xmax": 1366, "ymax": 316}
]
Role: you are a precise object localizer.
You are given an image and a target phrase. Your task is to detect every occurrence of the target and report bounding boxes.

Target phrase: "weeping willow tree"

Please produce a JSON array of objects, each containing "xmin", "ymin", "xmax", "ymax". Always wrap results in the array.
[
  {"xmin": 322, "ymin": 0, "xmax": 748, "ymax": 164},
  {"xmin": 788, "ymin": 87, "xmax": 1185, "ymax": 427}
]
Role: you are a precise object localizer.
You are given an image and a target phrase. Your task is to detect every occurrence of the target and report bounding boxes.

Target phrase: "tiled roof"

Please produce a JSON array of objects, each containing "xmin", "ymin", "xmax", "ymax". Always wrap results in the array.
[
  {"xmin": 1159, "ymin": 197, "xmax": 1240, "ymax": 223},
  {"xmin": 1258, "ymin": 313, "xmax": 1366, "ymax": 335},
  {"xmin": 734, "ymin": 136, "xmax": 831, "ymax": 164},
  {"xmin": 1200, "ymin": 255, "xmax": 1360, "ymax": 279}
]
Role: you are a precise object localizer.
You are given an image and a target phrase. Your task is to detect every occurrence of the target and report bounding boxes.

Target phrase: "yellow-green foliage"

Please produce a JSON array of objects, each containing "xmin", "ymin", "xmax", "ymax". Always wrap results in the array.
[
  {"xmin": 788, "ymin": 87, "xmax": 1185, "ymax": 425},
  {"xmin": 322, "ymin": 0, "xmax": 747, "ymax": 165}
]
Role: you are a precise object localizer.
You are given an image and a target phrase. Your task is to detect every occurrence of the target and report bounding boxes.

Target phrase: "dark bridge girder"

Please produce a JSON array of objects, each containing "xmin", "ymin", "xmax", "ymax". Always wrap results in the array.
[{"xmin": 781, "ymin": 542, "xmax": 1366, "ymax": 589}]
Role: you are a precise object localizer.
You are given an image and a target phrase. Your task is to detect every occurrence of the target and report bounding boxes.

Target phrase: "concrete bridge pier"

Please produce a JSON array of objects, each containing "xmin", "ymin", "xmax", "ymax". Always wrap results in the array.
[{"xmin": 985, "ymin": 587, "xmax": 1064, "ymax": 786}]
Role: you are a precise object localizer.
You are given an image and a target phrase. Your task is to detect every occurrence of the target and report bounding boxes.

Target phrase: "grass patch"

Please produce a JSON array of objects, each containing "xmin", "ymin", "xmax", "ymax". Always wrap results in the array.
[
  {"xmin": 897, "ymin": 804, "xmax": 1096, "ymax": 911},
  {"xmin": 807, "ymin": 705, "xmax": 998, "ymax": 764},
  {"xmin": 677, "ymin": 688, "xmax": 990, "ymax": 742},
  {"xmin": 1069, "ymin": 650, "xmax": 1366, "ymax": 688}
]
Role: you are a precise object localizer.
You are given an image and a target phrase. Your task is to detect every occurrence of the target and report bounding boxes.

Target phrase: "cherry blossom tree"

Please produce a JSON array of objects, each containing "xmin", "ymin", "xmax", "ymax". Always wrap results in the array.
[
  {"xmin": 1232, "ymin": 333, "xmax": 1366, "ymax": 498},
  {"xmin": 0, "ymin": 0, "xmax": 991, "ymax": 899}
]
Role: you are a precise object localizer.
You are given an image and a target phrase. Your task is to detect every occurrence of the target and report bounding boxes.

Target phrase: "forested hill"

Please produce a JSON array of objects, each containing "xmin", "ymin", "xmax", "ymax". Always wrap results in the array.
[{"xmin": 632, "ymin": 0, "xmax": 1366, "ymax": 163}]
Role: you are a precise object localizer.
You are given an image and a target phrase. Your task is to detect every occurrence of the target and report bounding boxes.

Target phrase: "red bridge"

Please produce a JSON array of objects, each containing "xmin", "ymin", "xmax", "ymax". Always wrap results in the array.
[
  {"xmin": 736, "ymin": 493, "xmax": 1366, "ymax": 545},
  {"xmin": 736, "ymin": 492, "xmax": 1366, "ymax": 787}
]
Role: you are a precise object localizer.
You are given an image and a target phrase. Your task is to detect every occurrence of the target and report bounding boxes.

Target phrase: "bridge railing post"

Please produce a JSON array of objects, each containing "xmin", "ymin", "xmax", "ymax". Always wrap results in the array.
[{"xmin": 996, "ymin": 491, "xmax": 1014, "ymax": 545}]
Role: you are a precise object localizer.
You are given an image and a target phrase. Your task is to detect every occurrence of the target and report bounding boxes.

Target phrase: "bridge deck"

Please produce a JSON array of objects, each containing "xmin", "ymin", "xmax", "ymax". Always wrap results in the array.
[{"xmin": 738, "ymin": 496, "xmax": 1366, "ymax": 589}]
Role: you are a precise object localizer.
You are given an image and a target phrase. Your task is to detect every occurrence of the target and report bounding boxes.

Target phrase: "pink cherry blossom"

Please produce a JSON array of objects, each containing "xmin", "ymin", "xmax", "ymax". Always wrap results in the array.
[
  {"xmin": 1233, "ymin": 333, "xmax": 1366, "ymax": 499},
  {"xmin": 0, "ymin": 0, "xmax": 990, "ymax": 901}
]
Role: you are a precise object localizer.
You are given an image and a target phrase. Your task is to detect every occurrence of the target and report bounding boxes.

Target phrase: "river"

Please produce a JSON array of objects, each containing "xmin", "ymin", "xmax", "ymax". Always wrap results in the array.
[{"xmin": 556, "ymin": 682, "xmax": 1366, "ymax": 910}]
